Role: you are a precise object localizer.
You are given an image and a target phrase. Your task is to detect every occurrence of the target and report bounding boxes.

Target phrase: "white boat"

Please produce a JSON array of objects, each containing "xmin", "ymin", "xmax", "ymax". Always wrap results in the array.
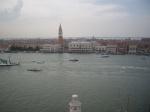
[
  {"xmin": 37, "ymin": 61, "xmax": 45, "ymax": 64},
  {"xmin": 0, "ymin": 56, "xmax": 20, "ymax": 66}
]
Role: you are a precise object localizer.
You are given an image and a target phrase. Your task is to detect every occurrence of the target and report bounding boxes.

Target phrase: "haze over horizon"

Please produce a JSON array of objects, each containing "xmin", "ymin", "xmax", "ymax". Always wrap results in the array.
[{"xmin": 0, "ymin": 0, "xmax": 150, "ymax": 39}]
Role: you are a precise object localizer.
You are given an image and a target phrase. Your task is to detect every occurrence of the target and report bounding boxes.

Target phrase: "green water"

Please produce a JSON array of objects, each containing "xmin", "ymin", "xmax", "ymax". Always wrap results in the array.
[{"xmin": 0, "ymin": 53, "xmax": 150, "ymax": 112}]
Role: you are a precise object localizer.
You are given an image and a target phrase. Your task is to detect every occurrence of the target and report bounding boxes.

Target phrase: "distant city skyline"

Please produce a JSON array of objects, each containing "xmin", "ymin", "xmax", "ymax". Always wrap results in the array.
[{"xmin": 0, "ymin": 0, "xmax": 150, "ymax": 38}]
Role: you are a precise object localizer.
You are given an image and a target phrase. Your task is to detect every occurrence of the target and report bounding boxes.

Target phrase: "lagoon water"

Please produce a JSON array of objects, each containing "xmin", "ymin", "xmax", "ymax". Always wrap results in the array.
[{"xmin": 0, "ymin": 53, "xmax": 150, "ymax": 112}]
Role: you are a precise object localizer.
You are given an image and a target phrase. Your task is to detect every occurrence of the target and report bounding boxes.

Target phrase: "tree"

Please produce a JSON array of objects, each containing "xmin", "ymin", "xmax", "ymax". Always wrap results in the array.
[{"xmin": 35, "ymin": 46, "xmax": 40, "ymax": 51}]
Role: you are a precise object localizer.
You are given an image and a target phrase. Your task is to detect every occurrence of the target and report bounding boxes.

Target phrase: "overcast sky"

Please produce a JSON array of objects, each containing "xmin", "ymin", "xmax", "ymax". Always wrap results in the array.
[{"xmin": 0, "ymin": 0, "xmax": 150, "ymax": 38}]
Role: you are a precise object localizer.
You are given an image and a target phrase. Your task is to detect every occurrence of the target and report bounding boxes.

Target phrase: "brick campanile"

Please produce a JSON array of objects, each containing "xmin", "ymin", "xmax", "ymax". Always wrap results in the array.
[{"xmin": 58, "ymin": 24, "xmax": 63, "ymax": 52}]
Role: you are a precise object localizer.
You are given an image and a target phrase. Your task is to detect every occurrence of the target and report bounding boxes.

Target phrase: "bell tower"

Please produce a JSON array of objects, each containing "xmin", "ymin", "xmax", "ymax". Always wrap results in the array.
[
  {"xmin": 58, "ymin": 24, "xmax": 63, "ymax": 52},
  {"xmin": 69, "ymin": 94, "xmax": 81, "ymax": 112}
]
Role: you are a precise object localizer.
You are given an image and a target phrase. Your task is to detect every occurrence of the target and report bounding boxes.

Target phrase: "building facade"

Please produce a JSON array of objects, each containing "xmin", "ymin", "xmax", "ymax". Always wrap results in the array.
[
  {"xmin": 95, "ymin": 46, "xmax": 106, "ymax": 53},
  {"xmin": 136, "ymin": 44, "xmax": 145, "ymax": 54},
  {"xmin": 128, "ymin": 45, "xmax": 137, "ymax": 53},
  {"xmin": 40, "ymin": 44, "xmax": 59, "ymax": 53},
  {"xmin": 117, "ymin": 44, "xmax": 128, "ymax": 53},
  {"xmin": 90, "ymin": 41, "xmax": 100, "ymax": 51},
  {"xmin": 68, "ymin": 41, "xmax": 93, "ymax": 53},
  {"xmin": 106, "ymin": 45, "xmax": 117, "ymax": 53}
]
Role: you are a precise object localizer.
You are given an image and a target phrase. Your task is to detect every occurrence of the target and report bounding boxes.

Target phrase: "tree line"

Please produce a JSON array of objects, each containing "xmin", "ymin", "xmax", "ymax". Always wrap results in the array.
[{"xmin": 10, "ymin": 46, "xmax": 40, "ymax": 51}]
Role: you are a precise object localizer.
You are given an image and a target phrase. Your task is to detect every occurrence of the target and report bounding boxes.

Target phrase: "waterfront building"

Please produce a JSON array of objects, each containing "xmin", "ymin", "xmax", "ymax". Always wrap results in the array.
[
  {"xmin": 106, "ymin": 45, "xmax": 117, "ymax": 53},
  {"xmin": 117, "ymin": 44, "xmax": 128, "ymax": 53},
  {"xmin": 95, "ymin": 45, "xmax": 106, "ymax": 53},
  {"xmin": 58, "ymin": 24, "xmax": 63, "ymax": 52},
  {"xmin": 128, "ymin": 45, "xmax": 137, "ymax": 53},
  {"xmin": 144, "ymin": 44, "xmax": 150, "ymax": 53},
  {"xmin": 23, "ymin": 43, "xmax": 42, "ymax": 49},
  {"xmin": 0, "ymin": 44, "xmax": 9, "ymax": 52},
  {"xmin": 63, "ymin": 39, "xmax": 69, "ymax": 53},
  {"xmin": 90, "ymin": 41, "xmax": 100, "ymax": 51},
  {"xmin": 40, "ymin": 44, "xmax": 59, "ymax": 53},
  {"xmin": 137, "ymin": 44, "xmax": 145, "ymax": 54},
  {"xmin": 40, "ymin": 44, "xmax": 52, "ymax": 53},
  {"xmin": 52, "ymin": 44, "xmax": 60, "ymax": 52},
  {"xmin": 68, "ymin": 41, "xmax": 93, "ymax": 53},
  {"xmin": 69, "ymin": 94, "xmax": 81, "ymax": 112}
]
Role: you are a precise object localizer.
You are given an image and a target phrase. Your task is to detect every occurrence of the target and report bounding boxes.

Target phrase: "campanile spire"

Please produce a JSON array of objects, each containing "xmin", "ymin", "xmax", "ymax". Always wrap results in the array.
[{"xmin": 58, "ymin": 23, "xmax": 63, "ymax": 37}]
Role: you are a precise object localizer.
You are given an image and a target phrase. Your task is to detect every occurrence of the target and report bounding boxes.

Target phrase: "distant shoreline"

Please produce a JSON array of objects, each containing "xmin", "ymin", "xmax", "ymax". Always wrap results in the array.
[{"xmin": 0, "ymin": 37, "xmax": 149, "ymax": 40}]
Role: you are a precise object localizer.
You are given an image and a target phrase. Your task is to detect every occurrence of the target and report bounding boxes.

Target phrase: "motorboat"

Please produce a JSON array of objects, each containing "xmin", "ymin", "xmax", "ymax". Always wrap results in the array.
[
  {"xmin": 27, "ymin": 69, "xmax": 42, "ymax": 72},
  {"xmin": 69, "ymin": 58, "xmax": 78, "ymax": 61},
  {"xmin": 101, "ymin": 55, "xmax": 109, "ymax": 58},
  {"xmin": 0, "ymin": 56, "xmax": 20, "ymax": 66},
  {"xmin": 32, "ymin": 60, "xmax": 36, "ymax": 62},
  {"xmin": 37, "ymin": 61, "xmax": 45, "ymax": 64}
]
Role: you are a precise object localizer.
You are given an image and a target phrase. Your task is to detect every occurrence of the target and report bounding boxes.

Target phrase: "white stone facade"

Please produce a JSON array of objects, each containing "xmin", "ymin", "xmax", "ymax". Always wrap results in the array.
[
  {"xmin": 68, "ymin": 41, "xmax": 93, "ymax": 53},
  {"xmin": 40, "ymin": 44, "xmax": 59, "ymax": 53},
  {"xmin": 95, "ymin": 46, "xmax": 106, "ymax": 53},
  {"xmin": 106, "ymin": 45, "xmax": 117, "ymax": 53},
  {"xmin": 91, "ymin": 41, "xmax": 100, "ymax": 47},
  {"xmin": 128, "ymin": 45, "xmax": 137, "ymax": 53}
]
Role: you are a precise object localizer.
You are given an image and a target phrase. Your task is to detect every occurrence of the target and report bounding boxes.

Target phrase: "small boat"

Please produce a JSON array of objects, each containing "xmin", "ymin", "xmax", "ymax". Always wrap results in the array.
[
  {"xmin": 69, "ymin": 58, "xmax": 78, "ymax": 61},
  {"xmin": 0, "ymin": 56, "xmax": 20, "ymax": 66},
  {"xmin": 101, "ymin": 55, "xmax": 109, "ymax": 58},
  {"xmin": 37, "ymin": 61, "xmax": 45, "ymax": 64},
  {"xmin": 27, "ymin": 69, "xmax": 42, "ymax": 72}
]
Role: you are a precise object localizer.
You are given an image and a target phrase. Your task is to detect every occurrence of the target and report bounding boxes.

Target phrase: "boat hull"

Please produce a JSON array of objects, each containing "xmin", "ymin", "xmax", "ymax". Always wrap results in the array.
[
  {"xmin": 27, "ymin": 69, "xmax": 42, "ymax": 72},
  {"xmin": 0, "ymin": 64, "xmax": 19, "ymax": 66}
]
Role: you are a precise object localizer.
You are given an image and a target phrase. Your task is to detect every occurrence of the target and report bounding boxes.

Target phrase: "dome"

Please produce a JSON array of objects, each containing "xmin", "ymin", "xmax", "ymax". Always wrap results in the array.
[{"xmin": 72, "ymin": 94, "xmax": 78, "ymax": 100}]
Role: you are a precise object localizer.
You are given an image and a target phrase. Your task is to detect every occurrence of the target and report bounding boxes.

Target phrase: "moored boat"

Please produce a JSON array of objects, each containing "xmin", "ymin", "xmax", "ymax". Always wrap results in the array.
[{"xmin": 0, "ymin": 56, "xmax": 20, "ymax": 66}]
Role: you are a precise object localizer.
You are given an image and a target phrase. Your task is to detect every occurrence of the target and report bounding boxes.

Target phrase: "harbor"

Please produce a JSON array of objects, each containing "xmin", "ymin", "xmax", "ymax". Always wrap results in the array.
[{"xmin": 0, "ymin": 53, "xmax": 150, "ymax": 112}]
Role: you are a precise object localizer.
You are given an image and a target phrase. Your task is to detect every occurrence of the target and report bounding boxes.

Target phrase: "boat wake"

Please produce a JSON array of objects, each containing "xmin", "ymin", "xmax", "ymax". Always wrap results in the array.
[
  {"xmin": 121, "ymin": 66, "xmax": 149, "ymax": 70},
  {"xmin": 101, "ymin": 65, "xmax": 149, "ymax": 71}
]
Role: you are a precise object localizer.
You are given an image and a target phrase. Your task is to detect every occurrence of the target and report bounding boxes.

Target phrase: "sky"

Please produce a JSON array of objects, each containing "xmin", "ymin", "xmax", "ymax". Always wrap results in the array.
[{"xmin": 0, "ymin": 0, "xmax": 150, "ymax": 39}]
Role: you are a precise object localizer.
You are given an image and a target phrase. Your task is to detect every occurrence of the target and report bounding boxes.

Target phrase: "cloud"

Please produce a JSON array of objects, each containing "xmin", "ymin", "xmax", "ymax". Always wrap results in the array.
[
  {"xmin": 21, "ymin": 0, "xmax": 123, "ymax": 20},
  {"xmin": 0, "ymin": 0, "xmax": 23, "ymax": 21},
  {"xmin": 0, "ymin": 0, "xmax": 149, "ymax": 38}
]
